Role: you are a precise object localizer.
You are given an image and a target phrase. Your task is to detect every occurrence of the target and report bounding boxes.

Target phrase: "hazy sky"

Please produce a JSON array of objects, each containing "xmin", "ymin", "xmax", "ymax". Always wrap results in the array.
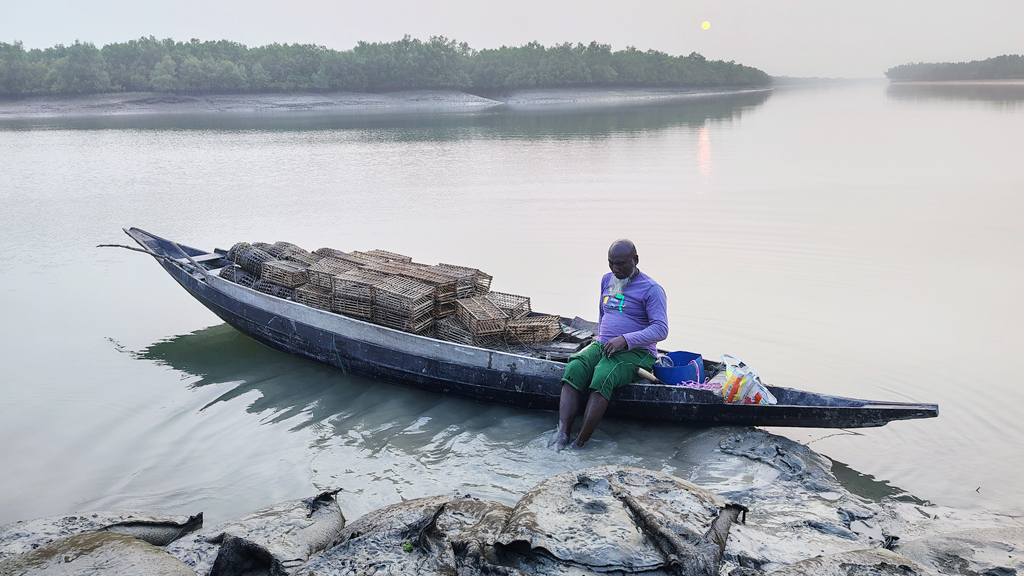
[{"xmin": 3, "ymin": 0, "xmax": 1022, "ymax": 77}]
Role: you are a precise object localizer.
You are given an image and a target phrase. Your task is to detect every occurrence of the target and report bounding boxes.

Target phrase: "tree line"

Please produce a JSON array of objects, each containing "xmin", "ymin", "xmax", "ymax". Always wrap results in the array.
[
  {"xmin": 885, "ymin": 55, "xmax": 1024, "ymax": 82},
  {"xmin": 0, "ymin": 36, "xmax": 770, "ymax": 97}
]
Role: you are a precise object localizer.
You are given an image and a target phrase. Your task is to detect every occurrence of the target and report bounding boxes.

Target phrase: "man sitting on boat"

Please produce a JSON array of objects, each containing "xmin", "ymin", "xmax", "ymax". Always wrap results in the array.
[{"xmin": 556, "ymin": 239, "xmax": 669, "ymax": 448}]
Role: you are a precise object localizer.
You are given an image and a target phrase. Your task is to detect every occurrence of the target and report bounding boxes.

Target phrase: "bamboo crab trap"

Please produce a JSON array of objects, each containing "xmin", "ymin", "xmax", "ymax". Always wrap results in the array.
[
  {"xmin": 372, "ymin": 276, "xmax": 435, "ymax": 334},
  {"xmin": 262, "ymin": 241, "xmax": 320, "ymax": 267},
  {"xmin": 349, "ymin": 250, "xmax": 389, "ymax": 263},
  {"xmin": 364, "ymin": 261, "xmax": 457, "ymax": 317},
  {"xmin": 226, "ymin": 242, "xmax": 247, "ymax": 262},
  {"xmin": 455, "ymin": 296, "xmax": 509, "ymax": 337},
  {"xmin": 295, "ymin": 284, "xmax": 333, "ymax": 311},
  {"xmin": 485, "ymin": 292, "xmax": 531, "ymax": 319},
  {"xmin": 268, "ymin": 241, "xmax": 303, "ymax": 258},
  {"xmin": 313, "ymin": 247, "xmax": 347, "ymax": 260},
  {"xmin": 306, "ymin": 257, "xmax": 357, "ymax": 290},
  {"xmin": 253, "ymin": 279, "xmax": 296, "ymax": 300},
  {"xmin": 284, "ymin": 252, "xmax": 320, "ymax": 267},
  {"xmin": 436, "ymin": 316, "xmax": 499, "ymax": 347},
  {"xmin": 429, "ymin": 265, "xmax": 477, "ymax": 299},
  {"xmin": 261, "ymin": 260, "xmax": 309, "ymax": 288},
  {"xmin": 219, "ymin": 265, "xmax": 256, "ymax": 288},
  {"xmin": 505, "ymin": 315, "xmax": 562, "ymax": 343},
  {"xmin": 374, "ymin": 310, "xmax": 434, "ymax": 334},
  {"xmin": 332, "ymin": 250, "xmax": 388, "ymax": 267},
  {"xmin": 374, "ymin": 276, "xmax": 434, "ymax": 318},
  {"xmin": 232, "ymin": 245, "xmax": 275, "ymax": 277},
  {"xmin": 436, "ymin": 263, "xmax": 492, "ymax": 296},
  {"xmin": 365, "ymin": 249, "xmax": 413, "ymax": 263},
  {"xmin": 331, "ymin": 269, "xmax": 389, "ymax": 320}
]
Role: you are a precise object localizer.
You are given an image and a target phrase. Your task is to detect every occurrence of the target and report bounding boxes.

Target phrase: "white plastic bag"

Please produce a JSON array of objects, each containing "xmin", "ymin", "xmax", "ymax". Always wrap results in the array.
[{"xmin": 719, "ymin": 354, "xmax": 777, "ymax": 405}]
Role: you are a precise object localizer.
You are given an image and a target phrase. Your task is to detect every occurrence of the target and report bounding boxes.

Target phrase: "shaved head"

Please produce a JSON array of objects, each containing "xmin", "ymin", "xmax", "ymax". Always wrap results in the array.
[
  {"xmin": 608, "ymin": 239, "xmax": 637, "ymax": 259},
  {"xmin": 607, "ymin": 239, "xmax": 639, "ymax": 280}
]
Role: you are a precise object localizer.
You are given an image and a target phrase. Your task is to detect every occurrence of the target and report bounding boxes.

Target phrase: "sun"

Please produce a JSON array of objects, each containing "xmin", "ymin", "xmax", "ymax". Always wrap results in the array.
[{"xmin": 701, "ymin": 21, "xmax": 711, "ymax": 30}]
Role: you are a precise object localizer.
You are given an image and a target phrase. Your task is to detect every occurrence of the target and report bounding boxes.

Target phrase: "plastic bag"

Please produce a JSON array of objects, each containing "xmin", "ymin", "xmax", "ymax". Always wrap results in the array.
[{"xmin": 719, "ymin": 354, "xmax": 777, "ymax": 405}]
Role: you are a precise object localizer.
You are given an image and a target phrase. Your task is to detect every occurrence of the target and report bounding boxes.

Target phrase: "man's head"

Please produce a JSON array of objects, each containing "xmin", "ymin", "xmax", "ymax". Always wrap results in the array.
[{"xmin": 608, "ymin": 239, "xmax": 639, "ymax": 280}]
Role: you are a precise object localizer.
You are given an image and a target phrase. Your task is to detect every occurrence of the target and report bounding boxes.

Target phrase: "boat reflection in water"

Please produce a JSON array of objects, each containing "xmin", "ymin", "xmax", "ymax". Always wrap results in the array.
[
  {"xmin": 135, "ymin": 323, "xmax": 428, "ymax": 432},
  {"xmin": 133, "ymin": 322, "xmax": 926, "ymax": 508}
]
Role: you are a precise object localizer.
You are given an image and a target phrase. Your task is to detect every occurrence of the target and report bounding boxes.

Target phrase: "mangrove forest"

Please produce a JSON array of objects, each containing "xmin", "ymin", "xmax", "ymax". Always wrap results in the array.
[
  {"xmin": 886, "ymin": 55, "xmax": 1024, "ymax": 82},
  {"xmin": 0, "ymin": 36, "xmax": 771, "ymax": 97}
]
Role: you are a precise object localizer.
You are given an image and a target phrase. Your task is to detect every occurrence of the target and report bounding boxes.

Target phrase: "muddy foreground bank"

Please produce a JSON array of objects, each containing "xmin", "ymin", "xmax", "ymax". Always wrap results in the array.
[
  {"xmin": 0, "ymin": 87, "xmax": 770, "ymax": 120},
  {"xmin": 1, "ymin": 429, "xmax": 1020, "ymax": 575}
]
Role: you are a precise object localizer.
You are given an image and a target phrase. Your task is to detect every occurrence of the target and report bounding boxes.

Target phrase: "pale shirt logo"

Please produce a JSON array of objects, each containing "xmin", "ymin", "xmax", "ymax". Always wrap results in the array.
[{"xmin": 604, "ymin": 275, "xmax": 631, "ymax": 313}]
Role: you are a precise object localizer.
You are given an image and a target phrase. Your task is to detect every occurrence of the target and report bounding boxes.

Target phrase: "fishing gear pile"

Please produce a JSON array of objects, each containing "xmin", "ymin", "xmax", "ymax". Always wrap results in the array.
[{"xmin": 217, "ymin": 241, "xmax": 592, "ymax": 357}]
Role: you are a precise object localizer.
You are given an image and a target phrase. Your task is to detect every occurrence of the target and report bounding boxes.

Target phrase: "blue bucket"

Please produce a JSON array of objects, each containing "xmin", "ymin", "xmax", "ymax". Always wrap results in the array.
[{"xmin": 653, "ymin": 351, "xmax": 705, "ymax": 385}]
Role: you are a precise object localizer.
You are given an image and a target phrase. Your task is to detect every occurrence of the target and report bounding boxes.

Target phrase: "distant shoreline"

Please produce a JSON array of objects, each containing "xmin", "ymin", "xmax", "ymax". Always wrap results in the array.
[
  {"xmin": 889, "ymin": 79, "xmax": 1024, "ymax": 86},
  {"xmin": 884, "ymin": 55, "xmax": 1023, "ymax": 83},
  {"xmin": 0, "ymin": 87, "xmax": 771, "ymax": 120}
]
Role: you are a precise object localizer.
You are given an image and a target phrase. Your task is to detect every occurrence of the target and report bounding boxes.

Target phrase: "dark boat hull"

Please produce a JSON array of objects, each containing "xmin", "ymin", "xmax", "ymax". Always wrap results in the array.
[{"xmin": 129, "ymin": 228, "xmax": 938, "ymax": 428}]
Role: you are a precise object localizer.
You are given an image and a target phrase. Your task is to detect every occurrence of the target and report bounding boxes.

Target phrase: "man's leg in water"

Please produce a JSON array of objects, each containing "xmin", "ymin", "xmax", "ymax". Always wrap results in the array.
[
  {"xmin": 557, "ymin": 343, "xmax": 603, "ymax": 445},
  {"xmin": 572, "ymin": 348, "xmax": 655, "ymax": 448},
  {"xmin": 557, "ymin": 384, "xmax": 582, "ymax": 445},
  {"xmin": 572, "ymin": 392, "xmax": 610, "ymax": 448}
]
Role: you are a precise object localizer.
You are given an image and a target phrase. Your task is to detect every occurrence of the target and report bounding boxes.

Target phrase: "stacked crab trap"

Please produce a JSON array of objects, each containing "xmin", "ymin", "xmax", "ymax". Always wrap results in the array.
[{"xmin": 216, "ymin": 240, "xmax": 595, "ymax": 359}]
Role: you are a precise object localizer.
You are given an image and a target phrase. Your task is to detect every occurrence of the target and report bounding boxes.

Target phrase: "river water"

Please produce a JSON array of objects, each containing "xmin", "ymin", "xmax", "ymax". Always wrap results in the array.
[{"xmin": 1, "ymin": 82, "xmax": 1022, "ymax": 527}]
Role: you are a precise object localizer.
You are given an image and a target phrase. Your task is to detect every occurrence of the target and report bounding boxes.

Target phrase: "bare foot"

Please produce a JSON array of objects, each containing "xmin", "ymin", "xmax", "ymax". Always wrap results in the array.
[{"xmin": 554, "ymin": 432, "xmax": 570, "ymax": 447}]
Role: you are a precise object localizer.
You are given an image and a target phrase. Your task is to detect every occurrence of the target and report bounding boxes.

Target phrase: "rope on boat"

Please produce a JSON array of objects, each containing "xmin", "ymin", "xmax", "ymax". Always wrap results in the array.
[
  {"xmin": 97, "ymin": 243, "xmax": 165, "ymax": 257},
  {"xmin": 98, "ymin": 243, "xmax": 207, "ymax": 278}
]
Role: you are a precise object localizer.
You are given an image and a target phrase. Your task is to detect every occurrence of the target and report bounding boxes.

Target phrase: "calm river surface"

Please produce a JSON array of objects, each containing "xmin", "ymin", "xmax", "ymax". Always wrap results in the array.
[{"xmin": 1, "ymin": 82, "xmax": 1022, "ymax": 526}]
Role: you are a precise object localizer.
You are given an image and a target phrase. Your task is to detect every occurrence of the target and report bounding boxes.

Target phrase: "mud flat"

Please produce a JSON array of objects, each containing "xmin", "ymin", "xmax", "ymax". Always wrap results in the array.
[
  {"xmin": 1, "ymin": 429, "xmax": 1020, "ymax": 575},
  {"xmin": 0, "ymin": 90, "xmax": 500, "ymax": 119},
  {"xmin": 0, "ymin": 87, "xmax": 769, "ymax": 120},
  {"xmin": 492, "ymin": 86, "xmax": 771, "ymax": 111}
]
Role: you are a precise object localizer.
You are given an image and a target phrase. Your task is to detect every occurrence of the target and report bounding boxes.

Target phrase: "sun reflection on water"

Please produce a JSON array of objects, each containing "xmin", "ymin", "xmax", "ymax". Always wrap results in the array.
[{"xmin": 697, "ymin": 124, "xmax": 713, "ymax": 184}]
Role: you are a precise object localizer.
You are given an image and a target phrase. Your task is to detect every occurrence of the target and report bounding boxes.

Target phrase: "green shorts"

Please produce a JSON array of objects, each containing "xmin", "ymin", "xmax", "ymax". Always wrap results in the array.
[{"xmin": 561, "ymin": 342, "xmax": 656, "ymax": 400}]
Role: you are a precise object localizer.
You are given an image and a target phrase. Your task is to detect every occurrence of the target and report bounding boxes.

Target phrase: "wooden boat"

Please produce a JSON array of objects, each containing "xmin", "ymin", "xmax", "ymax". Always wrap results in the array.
[{"xmin": 121, "ymin": 227, "xmax": 938, "ymax": 428}]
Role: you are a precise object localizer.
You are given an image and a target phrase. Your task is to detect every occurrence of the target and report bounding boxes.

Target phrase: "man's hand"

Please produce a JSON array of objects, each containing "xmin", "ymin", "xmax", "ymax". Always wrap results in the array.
[{"xmin": 603, "ymin": 335, "xmax": 628, "ymax": 356}]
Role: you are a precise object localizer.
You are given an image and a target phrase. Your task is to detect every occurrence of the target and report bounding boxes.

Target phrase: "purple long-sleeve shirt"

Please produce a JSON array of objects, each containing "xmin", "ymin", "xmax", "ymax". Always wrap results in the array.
[{"xmin": 597, "ymin": 270, "xmax": 669, "ymax": 355}]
